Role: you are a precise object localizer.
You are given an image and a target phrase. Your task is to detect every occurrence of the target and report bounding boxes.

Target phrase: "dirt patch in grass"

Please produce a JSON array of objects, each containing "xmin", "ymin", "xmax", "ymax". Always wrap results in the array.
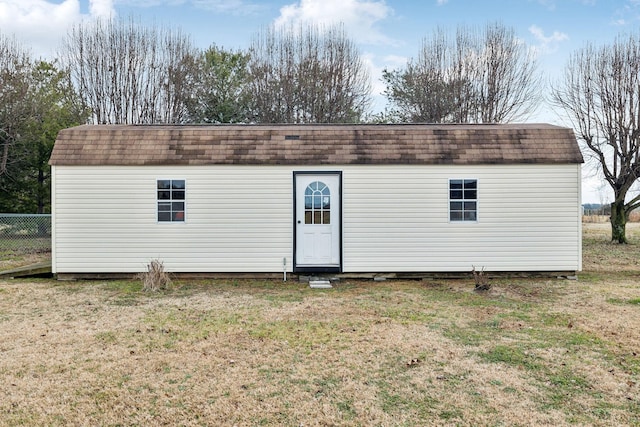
[{"xmin": 0, "ymin": 224, "xmax": 639, "ymax": 425}]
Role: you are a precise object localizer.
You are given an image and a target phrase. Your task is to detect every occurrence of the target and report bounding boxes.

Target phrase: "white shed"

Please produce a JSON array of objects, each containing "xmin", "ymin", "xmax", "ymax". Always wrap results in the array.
[{"xmin": 49, "ymin": 123, "xmax": 584, "ymax": 278}]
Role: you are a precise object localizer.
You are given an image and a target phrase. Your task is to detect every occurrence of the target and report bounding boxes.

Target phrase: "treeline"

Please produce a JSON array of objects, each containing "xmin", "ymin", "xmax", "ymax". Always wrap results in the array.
[{"xmin": 0, "ymin": 19, "xmax": 542, "ymax": 213}]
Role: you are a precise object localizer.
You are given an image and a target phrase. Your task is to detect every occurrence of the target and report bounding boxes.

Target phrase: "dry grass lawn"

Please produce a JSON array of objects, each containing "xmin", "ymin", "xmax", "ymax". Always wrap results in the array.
[{"xmin": 0, "ymin": 223, "xmax": 639, "ymax": 426}]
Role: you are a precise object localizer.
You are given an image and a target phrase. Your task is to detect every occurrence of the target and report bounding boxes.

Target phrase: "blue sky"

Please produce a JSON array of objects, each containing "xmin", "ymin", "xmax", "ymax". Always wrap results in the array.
[{"xmin": 1, "ymin": 0, "xmax": 639, "ymax": 202}]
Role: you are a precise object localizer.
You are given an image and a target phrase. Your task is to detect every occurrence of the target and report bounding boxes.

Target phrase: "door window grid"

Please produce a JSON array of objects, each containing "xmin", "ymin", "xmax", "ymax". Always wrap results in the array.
[
  {"xmin": 304, "ymin": 181, "xmax": 331, "ymax": 224},
  {"xmin": 449, "ymin": 179, "xmax": 477, "ymax": 222},
  {"xmin": 157, "ymin": 179, "xmax": 185, "ymax": 222}
]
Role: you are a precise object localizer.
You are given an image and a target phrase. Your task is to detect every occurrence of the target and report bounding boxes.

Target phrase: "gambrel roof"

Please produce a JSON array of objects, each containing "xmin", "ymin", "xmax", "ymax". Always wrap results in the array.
[{"xmin": 49, "ymin": 123, "xmax": 583, "ymax": 166}]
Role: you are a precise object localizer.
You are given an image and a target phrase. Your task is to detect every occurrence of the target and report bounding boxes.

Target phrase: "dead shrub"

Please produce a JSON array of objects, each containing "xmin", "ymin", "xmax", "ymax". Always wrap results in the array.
[
  {"xmin": 137, "ymin": 259, "xmax": 172, "ymax": 292},
  {"xmin": 472, "ymin": 266, "xmax": 491, "ymax": 292}
]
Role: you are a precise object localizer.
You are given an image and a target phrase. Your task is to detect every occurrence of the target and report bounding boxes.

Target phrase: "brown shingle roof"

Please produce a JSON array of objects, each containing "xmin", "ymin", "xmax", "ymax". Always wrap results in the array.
[{"xmin": 49, "ymin": 123, "xmax": 584, "ymax": 166}]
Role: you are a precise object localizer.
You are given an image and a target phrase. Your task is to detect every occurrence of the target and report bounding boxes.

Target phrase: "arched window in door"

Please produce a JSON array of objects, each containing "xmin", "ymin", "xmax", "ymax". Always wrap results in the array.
[{"xmin": 304, "ymin": 181, "xmax": 330, "ymax": 224}]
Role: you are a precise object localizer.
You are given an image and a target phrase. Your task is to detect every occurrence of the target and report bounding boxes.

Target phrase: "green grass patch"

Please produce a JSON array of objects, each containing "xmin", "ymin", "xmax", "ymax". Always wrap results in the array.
[
  {"xmin": 94, "ymin": 331, "xmax": 118, "ymax": 344},
  {"xmin": 609, "ymin": 297, "xmax": 640, "ymax": 306},
  {"xmin": 248, "ymin": 319, "xmax": 340, "ymax": 349},
  {"xmin": 142, "ymin": 307, "xmax": 244, "ymax": 345},
  {"xmin": 380, "ymin": 307, "xmax": 436, "ymax": 323},
  {"xmin": 377, "ymin": 384, "xmax": 438, "ymax": 419},
  {"xmin": 436, "ymin": 322, "xmax": 489, "ymax": 346},
  {"xmin": 478, "ymin": 344, "xmax": 544, "ymax": 371}
]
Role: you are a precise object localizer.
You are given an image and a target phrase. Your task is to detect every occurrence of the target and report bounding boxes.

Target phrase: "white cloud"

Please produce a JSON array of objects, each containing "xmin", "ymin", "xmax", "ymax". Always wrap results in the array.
[
  {"xmin": 436, "ymin": 0, "xmax": 448, "ymax": 5},
  {"xmin": 274, "ymin": 0, "xmax": 395, "ymax": 45},
  {"xmin": 362, "ymin": 53, "xmax": 383, "ymax": 94},
  {"xmin": 529, "ymin": 24, "xmax": 568, "ymax": 54},
  {"xmin": 114, "ymin": 0, "xmax": 186, "ymax": 6},
  {"xmin": 90, "ymin": 0, "xmax": 116, "ymax": 16},
  {"xmin": 535, "ymin": 0, "xmax": 556, "ymax": 10},
  {"xmin": 612, "ymin": 0, "xmax": 640, "ymax": 26},
  {"xmin": 0, "ymin": 0, "xmax": 115, "ymax": 58},
  {"xmin": 115, "ymin": 0, "xmax": 264, "ymax": 15},
  {"xmin": 192, "ymin": 0, "xmax": 264, "ymax": 14},
  {"xmin": 382, "ymin": 54, "xmax": 407, "ymax": 70}
]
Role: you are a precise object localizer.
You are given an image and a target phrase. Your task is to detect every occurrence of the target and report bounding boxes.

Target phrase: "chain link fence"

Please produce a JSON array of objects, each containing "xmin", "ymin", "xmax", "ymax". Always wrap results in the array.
[{"xmin": 0, "ymin": 214, "xmax": 51, "ymax": 255}]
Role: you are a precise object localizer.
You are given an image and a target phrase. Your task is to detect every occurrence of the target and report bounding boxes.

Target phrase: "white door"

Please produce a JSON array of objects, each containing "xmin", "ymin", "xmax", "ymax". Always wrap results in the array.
[{"xmin": 295, "ymin": 173, "xmax": 341, "ymax": 269}]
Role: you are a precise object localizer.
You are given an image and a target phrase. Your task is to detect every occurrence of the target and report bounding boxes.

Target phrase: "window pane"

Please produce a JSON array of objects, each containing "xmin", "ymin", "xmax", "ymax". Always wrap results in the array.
[
  {"xmin": 314, "ymin": 211, "xmax": 322, "ymax": 224},
  {"xmin": 158, "ymin": 180, "xmax": 186, "ymax": 222},
  {"xmin": 313, "ymin": 195, "xmax": 322, "ymax": 209},
  {"xmin": 305, "ymin": 195, "xmax": 312, "ymax": 209},
  {"xmin": 450, "ymin": 211, "xmax": 463, "ymax": 221},
  {"xmin": 450, "ymin": 179, "xmax": 478, "ymax": 221},
  {"xmin": 450, "ymin": 190, "xmax": 463, "ymax": 199},
  {"xmin": 305, "ymin": 211, "xmax": 312, "ymax": 224},
  {"xmin": 322, "ymin": 196, "xmax": 330, "ymax": 208},
  {"xmin": 305, "ymin": 187, "xmax": 312, "ymax": 196},
  {"xmin": 464, "ymin": 190, "xmax": 477, "ymax": 200},
  {"xmin": 323, "ymin": 211, "xmax": 330, "ymax": 224}
]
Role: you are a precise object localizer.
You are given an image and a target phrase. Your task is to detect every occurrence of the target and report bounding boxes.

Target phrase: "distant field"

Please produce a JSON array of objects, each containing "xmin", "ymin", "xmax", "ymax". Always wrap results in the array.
[{"xmin": 0, "ymin": 224, "xmax": 638, "ymax": 425}]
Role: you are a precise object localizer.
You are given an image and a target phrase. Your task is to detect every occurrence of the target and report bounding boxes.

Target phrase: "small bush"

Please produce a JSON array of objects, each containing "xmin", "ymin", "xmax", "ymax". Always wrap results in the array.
[
  {"xmin": 472, "ymin": 266, "xmax": 491, "ymax": 291},
  {"xmin": 137, "ymin": 259, "xmax": 172, "ymax": 292}
]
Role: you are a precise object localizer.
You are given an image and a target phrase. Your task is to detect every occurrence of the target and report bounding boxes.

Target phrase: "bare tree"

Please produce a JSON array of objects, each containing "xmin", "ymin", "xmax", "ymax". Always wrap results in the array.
[
  {"xmin": 60, "ymin": 18, "xmax": 198, "ymax": 124},
  {"xmin": 0, "ymin": 33, "xmax": 32, "ymax": 176},
  {"xmin": 552, "ymin": 34, "xmax": 640, "ymax": 243},
  {"xmin": 383, "ymin": 28, "xmax": 465, "ymax": 123},
  {"xmin": 473, "ymin": 23, "xmax": 539, "ymax": 123},
  {"xmin": 383, "ymin": 23, "xmax": 540, "ymax": 123},
  {"xmin": 247, "ymin": 24, "xmax": 372, "ymax": 123}
]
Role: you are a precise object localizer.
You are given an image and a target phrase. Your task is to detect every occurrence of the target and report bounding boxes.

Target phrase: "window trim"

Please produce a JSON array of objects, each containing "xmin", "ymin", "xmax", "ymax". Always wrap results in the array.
[
  {"xmin": 157, "ymin": 178, "xmax": 186, "ymax": 223},
  {"xmin": 448, "ymin": 178, "xmax": 478, "ymax": 223}
]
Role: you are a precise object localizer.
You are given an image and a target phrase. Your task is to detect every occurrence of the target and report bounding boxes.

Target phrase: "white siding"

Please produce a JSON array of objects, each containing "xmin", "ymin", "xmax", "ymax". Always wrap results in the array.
[
  {"xmin": 342, "ymin": 164, "xmax": 582, "ymax": 272},
  {"xmin": 51, "ymin": 164, "xmax": 581, "ymax": 273},
  {"xmin": 52, "ymin": 165, "xmax": 293, "ymax": 273}
]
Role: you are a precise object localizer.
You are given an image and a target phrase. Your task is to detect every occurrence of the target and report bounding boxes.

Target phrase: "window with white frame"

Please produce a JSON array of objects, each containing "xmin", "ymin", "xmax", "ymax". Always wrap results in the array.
[
  {"xmin": 157, "ymin": 179, "xmax": 185, "ymax": 222},
  {"xmin": 449, "ymin": 179, "xmax": 477, "ymax": 221}
]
